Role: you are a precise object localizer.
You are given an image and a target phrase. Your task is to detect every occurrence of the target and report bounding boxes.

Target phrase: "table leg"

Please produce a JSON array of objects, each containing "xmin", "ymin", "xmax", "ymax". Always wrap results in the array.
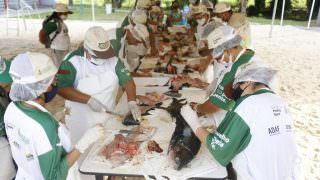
[{"xmin": 95, "ymin": 175, "xmax": 104, "ymax": 180}]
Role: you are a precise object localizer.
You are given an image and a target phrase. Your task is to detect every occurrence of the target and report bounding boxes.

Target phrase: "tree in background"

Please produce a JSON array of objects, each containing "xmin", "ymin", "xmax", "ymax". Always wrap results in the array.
[
  {"xmin": 307, "ymin": 0, "xmax": 320, "ymax": 18},
  {"xmin": 112, "ymin": 0, "xmax": 122, "ymax": 8},
  {"xmin": 69, "ymin": 0, "xmax": 73, "ymax": 6},
  {"xmin": 269, "ymin": 0, "xmax": 292, "ymax": 16}
]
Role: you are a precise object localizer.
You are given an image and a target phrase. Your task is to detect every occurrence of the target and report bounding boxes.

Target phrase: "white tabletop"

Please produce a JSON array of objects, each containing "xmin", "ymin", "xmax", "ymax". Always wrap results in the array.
[{"xmin": 79, "ymin": 89, "xmax": 227, "ymax": 179}]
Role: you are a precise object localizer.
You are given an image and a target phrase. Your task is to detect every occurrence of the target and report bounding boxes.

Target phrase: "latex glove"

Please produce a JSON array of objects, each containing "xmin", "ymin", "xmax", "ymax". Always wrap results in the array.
[
  {"xmin": 58, "ymin": 122, "xmax": 72, "ymax": 153},
  {"xmin": 181, "ymin": 104, "xmax": 202, "ymax": 133},
  {"xmin": 206, "ymin": 80, "xmax": 217, "ymax": 97},
  {"xmin": 128, "ymin": 101, "xmax": 141, "ymax": 121},
  {"xmin": 87, "ymin": 97, "xmax": 107, "ymax": 112},
  {"xmin": 75, "ymin": 125, "xmax": 105, "ymax": 153}
]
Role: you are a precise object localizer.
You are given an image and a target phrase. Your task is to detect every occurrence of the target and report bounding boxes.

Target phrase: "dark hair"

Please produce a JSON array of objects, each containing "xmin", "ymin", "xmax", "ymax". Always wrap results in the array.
[{"xmin": 253, "ymin": 82, "xmax": 269, "ymax": 88}]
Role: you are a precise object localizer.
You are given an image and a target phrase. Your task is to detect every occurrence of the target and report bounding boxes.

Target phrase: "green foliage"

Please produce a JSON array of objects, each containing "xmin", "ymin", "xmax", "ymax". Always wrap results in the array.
[
  {"xmin": 269, "ymin": 0, "xmax": 292, "ymax": 16},
  {"xmin": 307, "ymin": 0, "xmax": 320, "ymax": 18}
]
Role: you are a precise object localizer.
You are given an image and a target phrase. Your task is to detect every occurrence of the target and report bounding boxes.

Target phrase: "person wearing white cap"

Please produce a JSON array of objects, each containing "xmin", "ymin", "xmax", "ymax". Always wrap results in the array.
[
  {"xmin": 148, "ymin": 6, "xmax": 163, "ymax": 32},
  {"xmin": 4, "ymin": 52, "xmax": 104, "ymax": 180},
  {"xmin": 120, "ymin": 9, "xmax": 150, "ymax": 72},
  {"xmin": 0, "ymin": 57, "xmax": 16, "ymax": 180},
  {"xmin": 180, "ymin": 66, "xmax": 300, "ymax": 180},
  {"xmin": 193, "ymin": 4, "xmax": 211, "ymax": 36},
  {"xmin": 136, "ymin": 0, "xmax": 152, "ymax": 11},
  {"xmin": 57, "ymin": 26, "xmax": 140, "ymax": 145},
  {"xmin": 113, "ymin": 0, "xmax": 152, "ymax": 58},
  {"xmin": 202, "ymin": 0, "xmax": 214, "ymax": 21},
  {"xmin": 196, "ymin": 21, "xmax": 223, "ymax": 74},
  {"xmin": 41, "ymin": 3, "xmax": 73, "ymax": 67},
  {"xmin": 186, "ymin": 0, "xmax": 201, "ymax": 28},
  {"xmin": 228, "ymin": 13, "xmax": 252, "ymax": 49},
  {"xmin": 190, "ymin": 25, "xmax": 266, "ymax": 126},
  {"xmin": 212, "ymin": 2, "xmax": 232, "ymax": 22}
]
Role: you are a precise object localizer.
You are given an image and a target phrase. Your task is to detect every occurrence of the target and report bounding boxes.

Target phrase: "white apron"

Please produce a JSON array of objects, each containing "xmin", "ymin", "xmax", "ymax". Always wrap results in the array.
[
  {"xmin": 120, "ymin": 26, "xmax": 148, "ymax": 72},
  {"xmin": 65, "ymin": 61, "xmax": 119, "ymax": 145},
  {"xmin": 65, "ymin": 61, "xmax": 119, "ymax": 180}
]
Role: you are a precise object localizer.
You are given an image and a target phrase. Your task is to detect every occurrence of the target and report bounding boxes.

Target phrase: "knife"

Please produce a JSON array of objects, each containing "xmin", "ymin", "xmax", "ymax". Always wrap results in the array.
[
  {"xmin": 119, "ymin": 129, "xmax": 145, "ymax": 134},
  {"xmin": 105, "ymin": 110, "xmax": 124, "ymax": 118}
]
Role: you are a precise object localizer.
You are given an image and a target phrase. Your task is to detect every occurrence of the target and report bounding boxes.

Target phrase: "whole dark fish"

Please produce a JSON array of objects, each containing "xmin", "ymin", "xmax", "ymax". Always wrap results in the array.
[{"xmin": 165, "ymin": 98, "xmax": 201, "ymax": 170}]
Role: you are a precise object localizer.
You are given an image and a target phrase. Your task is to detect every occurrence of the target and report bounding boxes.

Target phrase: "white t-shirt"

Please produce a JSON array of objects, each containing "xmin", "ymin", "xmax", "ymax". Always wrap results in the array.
[{"xmin": 206, "ymin": 90, "xmax": 299, "ymax": 180}]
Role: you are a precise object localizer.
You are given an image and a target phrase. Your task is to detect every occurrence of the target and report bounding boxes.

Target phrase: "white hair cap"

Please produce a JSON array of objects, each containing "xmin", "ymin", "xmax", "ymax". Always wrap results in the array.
[
  {"xmin": 9, "ymin": 52, "xmax": 57, "ymax": 84},
  {"xmin": 201, "ymin": 21, "xmax": 224, "ymax": 40},
  {"xmin": 136, "ymin": 0, "xmax": 152, "ymax": 9},
  {"xmin": 202, "ymin": 0, "xmax": 213, "ymax": 9},
  {"xmin": 213, "ymin": 2, "xmax": 231, "ymax": 13},
  {"xmin": 9, "ymin": 52, "xmax": 57, "ymax": 101},
  {"xmin": 205, "ymin": 25, "xmax": 236, "ymax": 49},
  {"xmin": 131, "ymin": 9, "xmax": 148, "ymax": 24},
  {"xmin": 233, "ymin": 66, "xmax": 277, "ymax": 88}
]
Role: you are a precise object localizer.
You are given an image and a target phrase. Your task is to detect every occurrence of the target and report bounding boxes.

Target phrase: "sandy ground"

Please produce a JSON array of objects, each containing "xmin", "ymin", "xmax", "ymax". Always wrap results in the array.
[{"xmin": 0, "ymin": 18, "xmax": 320, "ymax": 179}]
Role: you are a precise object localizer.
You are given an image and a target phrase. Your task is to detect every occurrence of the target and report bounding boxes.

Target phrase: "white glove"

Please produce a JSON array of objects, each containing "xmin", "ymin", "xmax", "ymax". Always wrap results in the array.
[
  {"xmin": 181, "ymin": 104, "xmax": 202, "ymax": 133},
  {"xmin": 87, "ymin": 97, "xmax": 107, "ymax": 112},
  {"xmin": 58, "ymin": 122, "xmax": 72, "ymax": 153},
  {"xmin": 206, "ymin": 81, "xmax": 214, "ymax": 97},
  {"xmin": 75, "ymin": 125, "xmax": 105, "ymax": 153},
  {"xmin": 128, "ymin": 101, "xmax": 141, "ymax": 121}
]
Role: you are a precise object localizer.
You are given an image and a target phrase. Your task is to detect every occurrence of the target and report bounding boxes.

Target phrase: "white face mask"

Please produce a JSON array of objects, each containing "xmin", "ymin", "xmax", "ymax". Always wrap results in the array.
[
  {"xmin": 60, "ymin": 15, "xmax": 68, "ymax": 20},
  {"xmin": 197, "ymin": 18, "xmax": 206, "ymax": 26},
  {"xmin": 85, "ymin": 51, "xmax": 107, "ymax": 66}
]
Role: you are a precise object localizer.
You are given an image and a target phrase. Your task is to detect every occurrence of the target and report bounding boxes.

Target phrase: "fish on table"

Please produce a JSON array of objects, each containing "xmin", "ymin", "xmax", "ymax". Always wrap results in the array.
[{"xmin": 162, "ymin": 98, "xmax": 201, "ymax": 170}]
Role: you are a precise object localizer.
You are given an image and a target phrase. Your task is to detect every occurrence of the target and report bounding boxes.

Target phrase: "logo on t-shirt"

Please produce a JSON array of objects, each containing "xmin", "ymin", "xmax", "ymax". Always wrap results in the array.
[
  {"xmin": 268, "ymin": 125, "xmax": 280, "ymax": 136},
  {"xmin": 272, "ymin": 106, "xmax": 282, "ymax": 116},
  {"xmin": 285, "ymin": 124, "xmax": 292, "ymax": 132}
]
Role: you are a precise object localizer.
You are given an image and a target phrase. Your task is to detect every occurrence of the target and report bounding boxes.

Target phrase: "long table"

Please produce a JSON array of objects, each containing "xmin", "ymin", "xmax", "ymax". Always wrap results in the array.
[{"xmin": 79, "ymin": 87, "xmax": 227, "ymax": 180}]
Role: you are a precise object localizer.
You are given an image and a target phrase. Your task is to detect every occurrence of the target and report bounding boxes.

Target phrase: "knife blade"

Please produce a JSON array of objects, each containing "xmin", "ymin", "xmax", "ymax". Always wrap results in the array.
[
  {"xmin": 105, "ymin": 110, "xmax": 124, "ymax": 118},
  {"xmin": 119, "ymin": 129, "xmax": 145, "ymax": 134}
]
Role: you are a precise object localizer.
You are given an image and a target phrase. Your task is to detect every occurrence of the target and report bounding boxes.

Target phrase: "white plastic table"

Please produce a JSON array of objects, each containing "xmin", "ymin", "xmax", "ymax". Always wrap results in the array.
[{"xmin": 79, "ymin": 87, "xmax": 227, "ymax": 180}]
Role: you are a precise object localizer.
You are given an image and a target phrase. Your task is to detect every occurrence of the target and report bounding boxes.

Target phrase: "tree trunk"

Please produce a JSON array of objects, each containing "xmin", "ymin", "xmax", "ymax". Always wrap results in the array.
[
  {"xmin": 317, "ymin": 5, "xmax": 320, "ymax": 25},
  {"xmin": 240, "ymin": 0, "xmax": 248, "ymax": 14},
  {"xmin": 68, "ymin": 0, "xmax": 73, "ymax": 6},
  {"xmin": 112, "ymin": 0, "xmax": 122, "ymax": 8}
]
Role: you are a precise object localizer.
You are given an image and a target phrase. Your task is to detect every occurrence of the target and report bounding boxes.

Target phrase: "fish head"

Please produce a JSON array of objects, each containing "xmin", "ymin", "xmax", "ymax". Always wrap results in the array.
[
  {"xmin": 166, "ymin": 98, "xmax": 187, "ymax": 115},
  {"xmin": 171, "ymin": 141, "xmax": 194, "ymax": 170}
]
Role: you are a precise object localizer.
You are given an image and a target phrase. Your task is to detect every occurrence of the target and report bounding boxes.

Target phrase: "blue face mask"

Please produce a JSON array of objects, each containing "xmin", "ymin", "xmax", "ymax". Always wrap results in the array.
[{"xmin": 44, "ymin": 85, "xmax": 58, "ymax": 103}]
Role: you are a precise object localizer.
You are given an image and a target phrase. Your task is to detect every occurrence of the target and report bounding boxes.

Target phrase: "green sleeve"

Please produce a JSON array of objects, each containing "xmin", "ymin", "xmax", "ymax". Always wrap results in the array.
[
  {"xmin": 44, "ymin": 21, "xmax": 58, "ymax": 35},
  {"xmin": 57, "ymin": 60, "xmax": 77, "ymax": 88},
  {"xmin": 115, "ymin": 60, "xmax": 132, "ymax": 86},
  {"xmin": 38, "ymin": 151, "xmax": 69, "ymax": 180},
  {"xmin": 206, "ymin": 111, "xmax": 251, "ymax": 166},
  {"xmin": 121, "ymin": 15, "xmax": 129, "ymax": 28},
  {"xmin": 111, "ymin": 38, "xmax": 122, "ymax": 56},
  {"xmin": 209, "ymin": 84, "xmax": 235, "ymax": 111}
]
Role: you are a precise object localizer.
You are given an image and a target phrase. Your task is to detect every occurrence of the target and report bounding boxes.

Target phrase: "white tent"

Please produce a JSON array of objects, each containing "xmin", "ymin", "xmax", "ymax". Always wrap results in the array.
[{"xmin": 269, "ymin": 0, "xmax": 318, "ymax": 37}]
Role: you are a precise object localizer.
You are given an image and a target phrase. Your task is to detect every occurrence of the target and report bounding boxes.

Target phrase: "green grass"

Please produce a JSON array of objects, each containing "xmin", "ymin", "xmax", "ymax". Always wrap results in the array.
[
  {"xmin": 248, "ymin": 16, "xmax": 316, "ymax": 26},
  {"xmin": 26, "ymin": 6, "xmax": 128, "ymax": 21},
  {"xmin": 21, "ymin": 2, "xmax": 317, "ymax": 27}
]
